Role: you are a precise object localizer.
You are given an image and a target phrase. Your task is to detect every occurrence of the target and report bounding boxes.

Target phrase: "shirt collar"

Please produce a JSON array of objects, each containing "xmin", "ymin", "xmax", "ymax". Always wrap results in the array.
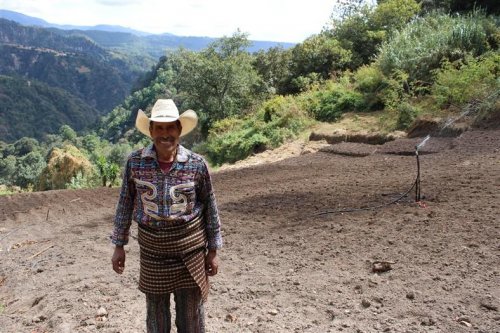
[{"xmin": 141, "ymin": 144, "xmax": 190, "ymax": 163}]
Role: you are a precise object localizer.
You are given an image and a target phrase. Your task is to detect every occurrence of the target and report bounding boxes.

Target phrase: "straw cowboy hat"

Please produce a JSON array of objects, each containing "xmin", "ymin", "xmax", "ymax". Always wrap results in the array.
[{"xmin": 135, "ymin": 99, "xmax": 198, "ymax": 138}]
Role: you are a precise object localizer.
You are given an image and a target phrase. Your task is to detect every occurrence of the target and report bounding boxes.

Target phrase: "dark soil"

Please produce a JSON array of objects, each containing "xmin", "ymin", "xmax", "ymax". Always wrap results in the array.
[{"xmin": 1, "ymin": 129, "xmax": 499, "ymax": 333}]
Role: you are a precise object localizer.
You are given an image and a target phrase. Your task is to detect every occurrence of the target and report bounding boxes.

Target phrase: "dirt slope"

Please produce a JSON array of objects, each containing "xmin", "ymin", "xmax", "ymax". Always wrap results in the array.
[{"xmin": 0, "ymin": 129, "xmax": 499, "ymax": 333}]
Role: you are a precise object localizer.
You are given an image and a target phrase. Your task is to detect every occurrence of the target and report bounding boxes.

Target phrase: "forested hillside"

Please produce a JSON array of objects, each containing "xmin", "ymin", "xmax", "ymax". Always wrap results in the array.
[
  {"xmin": 0, "ymin": 18, "xmax": 106, "ymax": 55},
  {"xmin": 1, "ymin": 9, "xmax": 295, "ymax": 63},
  {"xmin": 0, "ymin": 14, "xmax": 295, "ymax": 144},
  {"xmin": 0, "ymin": 19, "xmax": 142, "ymax": 142},
  {"xmin": 0, "ymin": 0, "xmax": 499, "ymax": 194},
  {"xmin": 54, "ymin": 29, "xmax": 293, "ymax": 61},
  {"xmin": 0, "ymin": 76, "xmax": 99, "ymax": 141}
]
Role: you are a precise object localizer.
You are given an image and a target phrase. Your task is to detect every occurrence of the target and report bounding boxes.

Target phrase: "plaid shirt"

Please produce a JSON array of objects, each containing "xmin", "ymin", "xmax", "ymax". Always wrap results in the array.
[{"xmin": 111, "ymin": 144, "xmax": 222, "ymax": 249}]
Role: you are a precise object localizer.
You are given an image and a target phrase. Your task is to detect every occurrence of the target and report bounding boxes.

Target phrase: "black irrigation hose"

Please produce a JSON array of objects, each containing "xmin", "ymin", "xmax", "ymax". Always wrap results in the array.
[
  {"xmin": 314, "ymin": 178, "xmax": 418, "ymax": 216},
  {"xmin": 314, "ymin": 152, "xmax": 420, "ymax": 216}
]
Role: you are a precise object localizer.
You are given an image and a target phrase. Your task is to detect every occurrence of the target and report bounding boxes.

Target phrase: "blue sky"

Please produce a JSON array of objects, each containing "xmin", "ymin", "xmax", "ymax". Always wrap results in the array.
[{"xmin": 1, "ymin": 0, "xmax": 341, "ymax": 43}]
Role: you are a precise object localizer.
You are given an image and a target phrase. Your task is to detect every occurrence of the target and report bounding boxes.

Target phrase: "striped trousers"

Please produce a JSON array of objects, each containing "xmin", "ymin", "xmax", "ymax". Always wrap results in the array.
[{"xmin": 146, "ymin": 288, "xmax": 205, "ymax": 333}]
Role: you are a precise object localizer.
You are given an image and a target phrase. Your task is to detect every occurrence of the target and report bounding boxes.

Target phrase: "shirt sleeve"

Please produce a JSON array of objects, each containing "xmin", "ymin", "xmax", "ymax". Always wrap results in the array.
[
  {"xmin": 197, "ymin": 161, "xmax": 223, "ymax": 250},
  {"xmin": 111, "ymin": 157, "xmax": 135, "ymax": 246}
]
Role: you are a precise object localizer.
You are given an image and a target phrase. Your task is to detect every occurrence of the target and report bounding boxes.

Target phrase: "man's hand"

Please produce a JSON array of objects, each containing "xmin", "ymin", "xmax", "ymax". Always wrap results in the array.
[
  {"xmin": 112, "ymin": 246, "xmax": 126, "ymax": 274},
  {"xmin": 205, "ymin": 250, "xmax": 219, "ymax": 276}
]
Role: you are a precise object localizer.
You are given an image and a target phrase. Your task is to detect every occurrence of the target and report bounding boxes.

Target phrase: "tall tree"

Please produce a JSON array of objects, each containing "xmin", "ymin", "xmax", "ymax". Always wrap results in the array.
[
  {"xmin": 15, "ymin": 151, "xmax": 46, "ymax": 189},
  {"xmin": 174, "ymin": 31, "xmax": 264, "ymax": 136},
  {"xmin": 287, "ymin": 33, "xmax": 352, "ymax": 92},
  {"xmin": 327, "ymin": 0, "xmax": 420, "ymax": 69},
  {"xmin": 419, "ymin": 0, "xmax": 500, "ymax": 14},
  {"xmin": 253, "ymin": 46, "xmax": 292, "ymax": 95}
]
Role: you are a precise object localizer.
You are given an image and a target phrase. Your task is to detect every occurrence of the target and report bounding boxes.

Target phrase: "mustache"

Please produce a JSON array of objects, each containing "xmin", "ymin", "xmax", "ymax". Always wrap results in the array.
[{"xmin": 158, "ymin": 136, "xmax": 175, "ymax": 141}]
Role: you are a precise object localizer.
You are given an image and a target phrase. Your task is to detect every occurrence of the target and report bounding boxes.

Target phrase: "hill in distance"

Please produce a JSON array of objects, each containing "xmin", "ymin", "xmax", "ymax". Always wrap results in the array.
[
  {"xmin": 0, "ymin": 10, "xmax": 295, "ymax": 143},
  {"xmin": 0, "ymin": 18, "xmax": 142, "ymax": 142},
  {"xmin": 0, "ymin": 75, "xmax": 100, "ymax": 142},
  {"xmin": 0, "ymin": 9, "xmax": 295, "ymax": 57},
  {"xmin": 0, "ymin": 9, "xmax": 151, "ymax": 36}
]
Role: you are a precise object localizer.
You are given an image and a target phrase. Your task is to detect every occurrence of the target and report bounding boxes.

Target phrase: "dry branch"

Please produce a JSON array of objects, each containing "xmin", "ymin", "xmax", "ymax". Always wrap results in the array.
[{"xmin": 28, "ymin": 244, "xmax": 54, "ymax": 260}]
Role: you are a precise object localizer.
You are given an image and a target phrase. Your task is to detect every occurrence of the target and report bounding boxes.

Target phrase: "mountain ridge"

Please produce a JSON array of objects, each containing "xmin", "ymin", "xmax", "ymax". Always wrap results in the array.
[
  {"xmin": 0, "ymin": 18, "xmax": 141, "ymax": 142},
  {"xmin": 0, "ymin": 9, "xmax": 296, "ymax": 52},
  {"xmin": 0, "ymin": 9, "xmax": 151, "ymax": 36},
  {"xmin": 0, "ymin": 9, "xmax": 296, "ymax": 142}
]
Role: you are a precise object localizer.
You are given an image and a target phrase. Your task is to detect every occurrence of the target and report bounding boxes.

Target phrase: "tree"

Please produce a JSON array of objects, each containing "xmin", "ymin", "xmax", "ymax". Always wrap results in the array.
[
  {"xmin": 253, "ymin": 46, "xmax": 292, "ymax": 95},
  {"xmin": 81, "ymin": 133, "xmax": 102, "ymax": 152},
  {"xmin": 12, "ymin": 137, "xmax": 41, "ymax": 156},
  {"xmin": 327, "ymin": 0, "xmax": 420, "ymax": 69},
  {"xmin": 333, "ymin": 0, "xmax": 371, "ymax": 20},
  {"xmin": 0, "ymin": 155, "xmax": 16, "ymax": 185},
  {"xmin": 59, "ymin": 125, "xmax": 77, "ymax": 143},
  {"xmin": 287, "ymin": 33, "xmax": 352, "ymax": 92},
  {"xmin": 15, "ymin": 151, "xmax": 46, "ymax": 189},
  {"xmin": 418, "ymin": 0, "xmax": 452, "ymax": 12},
  {"xmin": 108, "ymin": 143, "xmax": 132, "ymax": 167},
  {"xmin": 372, "ymin": 0, "xmax": 421, "ymax": 32},
  {"xmin": 99, "ymin": 53, "xmax": 180, "ymax": 144},
  {"xmin": 95, "ymin": 155, "xmax": 120, "ymax": 187},
  {"xmin": 0, "ymin": 141, "xmax": 8, "ymax": 155},
  {"xmin": 448, "ymin": 0, "xmax": 500, "ymax": 14},
  {"xmin": 419, "ymin": 0, "xmax": 500, "ymax": 15},
  {"xmin": 174, "ymin": 31, "xmax": 264, "ymax": 136}
]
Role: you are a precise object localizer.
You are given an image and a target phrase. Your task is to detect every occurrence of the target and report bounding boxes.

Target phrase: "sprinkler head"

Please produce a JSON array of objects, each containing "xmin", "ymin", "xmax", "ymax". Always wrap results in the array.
[{"xmin": 416, "ymin": 135, "xmax": 431, "ymax": 151}]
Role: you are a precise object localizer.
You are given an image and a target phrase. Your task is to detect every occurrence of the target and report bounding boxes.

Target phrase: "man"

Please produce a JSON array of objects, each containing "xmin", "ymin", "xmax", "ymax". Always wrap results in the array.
[{"xmin": 111, "ymin": 99, "xmax": 222, "ymax": 333}]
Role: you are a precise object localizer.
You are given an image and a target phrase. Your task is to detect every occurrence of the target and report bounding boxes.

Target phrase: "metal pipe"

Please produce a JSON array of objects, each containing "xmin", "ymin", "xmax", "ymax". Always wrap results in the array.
[
  {"xmin": 415, "ymin": 149, "xmax": 421, "ymax": 202},
  {"xmin": 414, "ymin": 134, "xmax": 429, "ymax": 202}
]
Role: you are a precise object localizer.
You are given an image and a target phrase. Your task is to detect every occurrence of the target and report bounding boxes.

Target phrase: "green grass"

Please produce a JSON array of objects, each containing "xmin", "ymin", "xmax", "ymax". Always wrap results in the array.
[
  {"xmin": 0, "ymin": 186, "xmax": 22, "ymax": 196},
  {"xmin": 0, "ymin": 190, "xmax": 15, "ymax": 196}
]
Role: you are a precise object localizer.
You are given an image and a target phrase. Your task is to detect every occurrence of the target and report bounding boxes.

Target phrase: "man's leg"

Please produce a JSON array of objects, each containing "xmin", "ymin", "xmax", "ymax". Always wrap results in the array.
[
  {"xmin": 146, "ymin": 293, "xmax": 172, "ymax": 333},
  {"xmin": 174, "ymin": 287, "xmax": 205, "ymax": 333}
]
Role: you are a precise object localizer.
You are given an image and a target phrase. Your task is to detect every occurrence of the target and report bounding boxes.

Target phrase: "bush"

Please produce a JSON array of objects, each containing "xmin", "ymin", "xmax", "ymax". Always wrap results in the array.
[
  {"xmin": 94, "ymin": 155, "xmax": 122, "ymax": 187},
  {"xmin": 352, "ymin": 65, "xmax": 412, "ymax": 112},
  {"xmin": 397, "ymin": 102, "xmax": 421, "ymax": 129},
  {"xmin": 377, "ymin": 11, "xmax": 494, "ymax": 84},
  {"xmin": 473, "ymin": 96, "xmax": 500, "ymax": 128},
  {"xmin": 37, "ymin": 145, "xmax": 94, "ymax": 190},
  {"xmin": 303, "ymin": 82, "xmax": 365, "ymax": 121},
  {"xmin": 259, "ymin": 96, "xmax": 311, "ymax": 146},
  {"xmin": 200, "ymin": 96, "xmax": 312, "ymax": 166},
  {"xmin": 202, "ymin": 127, "xmax": 269, "ymax": 165},
  {"xmin": 66, "ymin": 171, "xmax": 98, "ymax": 190},
  {"xmin": 379, "ymin": 70, "xmax": 411, "ymax": 110},
  {"xmin": 432, "ymin": 52, "xmax": 500, "ymax": 107},
  {"xmin": 354, "ymin": 65, "xmax": 388, "ymax": 111},
  {"xmin": 15, "ymin": 151, "xmax": 46, "ymax": 189},
  {"xmin": 0, "ymin": 155, "xmax": 16, "ymax": 185},
  {"xmin": 290, "ymin": 73, "xmax": 323, "ymax": 93},
  {"xmin": 208, "ymin": 117, "xmax": 245, "ymax": 136},
  {"xmin": 354, "ymin": 65, "xmax": 386, "ymax": 94}
]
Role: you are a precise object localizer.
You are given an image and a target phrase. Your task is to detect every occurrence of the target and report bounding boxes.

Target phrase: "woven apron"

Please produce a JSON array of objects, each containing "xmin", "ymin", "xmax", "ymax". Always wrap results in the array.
[{"xmin": 137, "ymin": 215, "xmax": 209, "ymax": 302}]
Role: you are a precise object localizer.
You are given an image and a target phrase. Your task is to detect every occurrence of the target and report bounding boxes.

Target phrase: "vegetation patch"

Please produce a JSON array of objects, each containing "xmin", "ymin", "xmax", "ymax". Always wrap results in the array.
[
  {"xmin": 199, "ymin": 96, "xmax": 312, "ymax": 165},
  {"xmin": 37, "ymin": 145, "xmax": 94, "ymax": 191},
  {"xmin": 1, "ymin": 1, "xmax": 498, "ymax": 191}
]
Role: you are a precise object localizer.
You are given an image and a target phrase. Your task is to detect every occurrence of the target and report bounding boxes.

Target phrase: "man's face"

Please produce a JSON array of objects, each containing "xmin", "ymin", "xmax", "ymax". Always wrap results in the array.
[{"xmin": 149, "ymin": 121, "xmax": 181, "ymax": 156}]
